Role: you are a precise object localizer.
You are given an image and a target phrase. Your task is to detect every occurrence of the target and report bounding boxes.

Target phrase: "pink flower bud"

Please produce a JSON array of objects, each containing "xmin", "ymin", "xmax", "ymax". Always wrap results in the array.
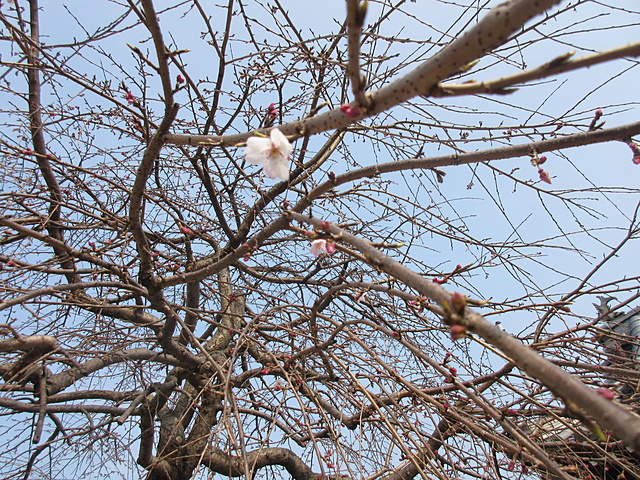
[
  {"xmin": 125, "ymin": 92, "xmax": 135, "ymax": 104},
  {"xmin": 179, "ymin": 226, "xmax": 193, "ymax": 235},
  {"xmin": 628, "ymin": 142, "xmax": 640, "ymax": 165},
  {"xmin": 449, "ymin": 324, "xmax": 467, "ymax": 340},
  {"xmin": 340, "ymin": 103, "xmax": 362, "ymax": 118},
  {"xmin": 538, "ymin": 167, "xmax": 552, "ymax": 184},
  {"xmin": 596, "ymin": 387, "xmax": 615, "ymax": 400},
  {"xmin": 267, "ymin": 103, "xmax": 279, "ymax": 117},
  {"xmin": 450, "ymin": 292, "xmax": 467, "ymax": 311},
  {"xmin": 325, "ymin": 240, "xmax": 336, "ymax": 254},
  {"xmin": 176, "ymin": 74, "xmax": 185, "ymax": 84}
]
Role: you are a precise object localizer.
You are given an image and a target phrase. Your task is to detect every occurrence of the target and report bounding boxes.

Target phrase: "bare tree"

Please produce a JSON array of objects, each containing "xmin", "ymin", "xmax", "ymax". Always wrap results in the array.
[{"xmin": 1, "ymin": 0, "xmax": 640, "ymax": 479}]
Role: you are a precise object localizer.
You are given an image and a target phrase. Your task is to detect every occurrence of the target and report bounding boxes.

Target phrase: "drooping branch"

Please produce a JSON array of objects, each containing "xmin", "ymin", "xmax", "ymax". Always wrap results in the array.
[{"xmin": 288, "ymin": 212, "xmax": 640, "ymax": 453}]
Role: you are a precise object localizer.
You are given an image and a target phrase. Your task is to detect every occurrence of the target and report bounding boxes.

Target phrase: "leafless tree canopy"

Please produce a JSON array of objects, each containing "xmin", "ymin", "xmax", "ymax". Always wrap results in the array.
[{"xmin": 2, "ymin": 0, "xmax": 640, "ymax": 479}]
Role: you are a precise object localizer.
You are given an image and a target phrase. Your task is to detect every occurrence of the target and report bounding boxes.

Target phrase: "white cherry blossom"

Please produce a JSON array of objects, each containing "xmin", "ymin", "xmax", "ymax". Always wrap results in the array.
[
  {"xmin": 310, "ymin": 238, "xmax": 335, "ymax": 256},
  {"xmin": 244, "ymin": 128, "xmax": 292, "ymax": 181}
]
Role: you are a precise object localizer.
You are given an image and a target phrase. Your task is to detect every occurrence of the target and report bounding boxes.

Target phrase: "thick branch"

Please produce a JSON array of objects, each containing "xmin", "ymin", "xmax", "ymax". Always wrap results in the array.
[
  {"xmin": 163, "ymin": 0, "xmax": 564, "ymax": 147},
  {"xmin": 202, "ymin": 446, "xmax": 317, "ymax": 480},
  {"xmin": 433, "ymin": 41, "xmax": 640, "ymax": 97},
  {"xmin": 345, "ymin": 0, "xmax": 368, "ymax": 107}
]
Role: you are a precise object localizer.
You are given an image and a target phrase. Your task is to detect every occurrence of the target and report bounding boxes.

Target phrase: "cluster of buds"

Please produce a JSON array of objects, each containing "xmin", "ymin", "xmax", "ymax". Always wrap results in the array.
[
  {"xmin": 444, "ymin": 366, "xmax": 458, "ymax": 383},
  {"xmin": 408, "ymin": 296, "xmax": 429, "ymax": 312},
  {"xmin": 441, "ymin": 292, "xmax": 469, "ymax": 341},
  {"xmin": 531, "ymin": 153, "xmax": 551, "ymax": 184},
  {"xmin": 432, "ymin": 264, "xmax": 465, "ymax": 285},
  {"xmin": 262, "ymin": 102, "xmax": 279, "ymax": 128},
  {"xmin": 242, "ymin": 243, "xmax": 258, "ymax": 261}
]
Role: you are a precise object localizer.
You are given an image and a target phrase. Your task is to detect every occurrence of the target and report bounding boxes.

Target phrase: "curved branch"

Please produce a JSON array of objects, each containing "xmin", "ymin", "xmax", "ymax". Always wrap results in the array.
[
  {"xmin": 0, "ymin": 281, "xmax": 148, "ymax": 311},
  {"xmin": 47, "ymin": 349, "xmax": 183, "ymax": 395},
  {"xmin": 202, "ymin": 446, "xmax": 316, "ymax": 480}
]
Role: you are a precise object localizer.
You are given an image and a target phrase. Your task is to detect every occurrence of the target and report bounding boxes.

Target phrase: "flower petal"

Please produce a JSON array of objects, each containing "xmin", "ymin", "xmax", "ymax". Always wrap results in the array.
[
  {"xmin": 245, "ymin": 137, "xmax": 272, "ymax": 166},
  {"xmin": 310, "ymin": 239, "xmax": 327, "ymax": 256},
  {"xmin": 270, "ymin": 128, "xmax": 293, "ymax": 158},
  {"xmin": 263, "ymin": 157, "xmax": 290, "ymax": 181}
]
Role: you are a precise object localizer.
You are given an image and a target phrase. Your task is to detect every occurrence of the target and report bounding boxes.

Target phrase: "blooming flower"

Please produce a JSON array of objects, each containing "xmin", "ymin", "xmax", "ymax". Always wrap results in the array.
[
  {"xmin": 354, "ymin": 291, "xmax": 368, "ymax": 303},
  {"xmin": 245, "ymin": 128, "xmax": 292, "ymax": 181},
  {"xmin": 310, "ymin": 238, "xmax": 335, "ymax": 256}
]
